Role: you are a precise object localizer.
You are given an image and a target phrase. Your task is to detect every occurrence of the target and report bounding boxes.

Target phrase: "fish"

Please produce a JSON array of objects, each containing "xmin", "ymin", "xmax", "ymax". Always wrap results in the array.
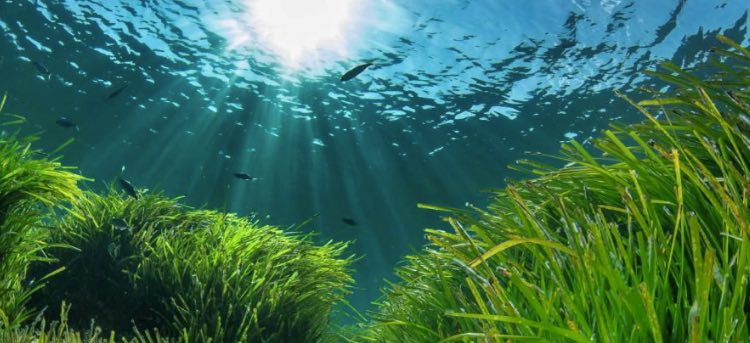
[
  {"xmin": 233, "ymin": 172, "xmax": 255, "ymax": 180},
  {"xmin": 341, "ymin": 217, "xmax": 358, "ymax": 226},
  {"xmin": 107, "ymin": 83, "xmax": 129, "ymax": 99},
  {"xmin": 110, "ymin": 218, "xmax": 131, "ymax": 231},
  {"xmin": 118, "ymin": 177, "xmax": 138, "ymax": 199},
  {"xmin": 340, "ymin": 63, "xmax": 373, "ymax": 82},
  {"xmin": 726, "ymin": 90, "xmax": 747, "ymax": 107},
  {"xmin": 55, "ymin": 117, "xmax": 79, "ymax": 131},
  {"xmin": 32, "ymin": 61, "xmax": 51, "ymax": 80}
]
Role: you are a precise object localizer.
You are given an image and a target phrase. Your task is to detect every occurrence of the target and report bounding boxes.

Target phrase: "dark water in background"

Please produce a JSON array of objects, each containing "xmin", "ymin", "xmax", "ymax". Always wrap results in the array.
[{"xmin": 0, "ymin": 0, "xmax": 748, "ymax": 312}]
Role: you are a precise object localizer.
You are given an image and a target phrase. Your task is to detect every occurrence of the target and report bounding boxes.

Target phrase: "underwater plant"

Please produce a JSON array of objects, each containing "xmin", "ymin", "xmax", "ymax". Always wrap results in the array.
[
  {"xmin": 0, "ymin": 302, "xmax": 178, "ymax": 342},
  {"xmin": 354, "ymin": 35, "xmax": 750, "ymax": 342},
  {"xmin": 0, "ymin": 91, "xmax": 355, "ymax": 342},
  {"xmin": 0, "ymin": 94, "xmax": 84, "ymax": 330},
  {"xmin": 29, "ymin": 190, "xmax": 354, "ymax": 342}
]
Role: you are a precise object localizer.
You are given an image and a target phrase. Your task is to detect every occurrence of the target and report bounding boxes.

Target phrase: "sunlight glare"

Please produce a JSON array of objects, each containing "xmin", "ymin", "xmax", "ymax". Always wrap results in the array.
[{"xmin": 245, "ymin": 0, "xmax": 357, "ymax": 67}]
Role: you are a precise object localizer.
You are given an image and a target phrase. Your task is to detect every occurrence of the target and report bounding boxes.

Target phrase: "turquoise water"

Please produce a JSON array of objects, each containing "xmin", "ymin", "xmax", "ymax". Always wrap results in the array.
[{"xmin": 0, "ymin": 0, "xmax": 748, "ymax": 312}]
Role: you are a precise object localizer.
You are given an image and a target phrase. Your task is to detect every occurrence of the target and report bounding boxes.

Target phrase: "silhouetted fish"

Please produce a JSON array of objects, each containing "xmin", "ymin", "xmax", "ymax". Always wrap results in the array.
[
  {"xmin": 107, "ymin": 83, "xmax": 129, "ymax": 99},
  {"xmin": 341, "ymin": 217, "xmax": 357, "ymax": 226},
  {"xmin": 32, "ymin": 61, "xmax": 51, "ymax": 80},
  {"xmin": 55, "ymin": 117, "xmax": 79, "ymax": 131},
  {"xmin": 119, "ymin": 177, "xmax": 138, "ymax": 199},
  {"xmin": 340, "ymin": 63, "xmax": 373, "ymax": 82},
  {"xmin": 233, "ymin": 172, "xmax": 255, "ymax": 180}
]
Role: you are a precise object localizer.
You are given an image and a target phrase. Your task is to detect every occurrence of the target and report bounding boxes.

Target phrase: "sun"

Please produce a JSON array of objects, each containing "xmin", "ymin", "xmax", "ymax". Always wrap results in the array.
[{"xmin": 244, "ymin": 0, "xmax": 357, "ymax": 67}]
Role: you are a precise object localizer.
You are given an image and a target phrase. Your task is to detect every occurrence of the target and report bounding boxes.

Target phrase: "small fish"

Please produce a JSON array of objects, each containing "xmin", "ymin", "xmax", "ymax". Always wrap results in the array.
[
  {"xmin": 726, "ymin": 91, "xmax": 748, "ymax": 109},
  {"xmin": 340, "ymin": 63, "xmax": 373, "ymax": 82},
  {"xmin": 32, "ymin": 61, "xmax": 51, "ymax": 80},
  {"xmin": 107, "ymin": 83, "xmax": 129, "ymax": 99},
  {"xmin": 110, "ymin": 218, "xmax": 130, "ymax": 231},
  {"xmin": 233, "ymin": 172, "xmax": 255, "ymax": 180},
  {"xmin": 118, "ymin": 177, "xmax": 138, "ymax": 199},
  {"xmin": 341, "ymin": 217, "xmax": 358, "ymax": 226},
  {"xmin": 55, "ymin": 117, "xmax": 79, "ymax": 131}
]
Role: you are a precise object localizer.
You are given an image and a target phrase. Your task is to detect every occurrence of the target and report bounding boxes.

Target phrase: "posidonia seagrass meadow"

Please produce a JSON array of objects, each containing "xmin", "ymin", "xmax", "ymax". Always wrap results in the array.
[
  {"xmin": 0, "ymin": 96, "xmax": 84, "ymax": 331},
  {"xmin": 27, "ymin": 190, "xmax": 355, "ymax": 343},
  {"xmin": 1, "ymin": 35, "xmax": 749, "ymax": 342},
  {"xmin": 0, "ymin": 93, "xmax": 355, "ymax": 341},
  {"xmin": 351, "ymin": 35, "xmax": 750, "ymax": 342}
]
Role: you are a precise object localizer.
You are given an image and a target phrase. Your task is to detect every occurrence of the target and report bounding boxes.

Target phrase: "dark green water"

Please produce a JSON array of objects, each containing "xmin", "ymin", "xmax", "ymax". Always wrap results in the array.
[{"xmin": 0, "ymin": 0, "xmax": 748, "ymax": 312}]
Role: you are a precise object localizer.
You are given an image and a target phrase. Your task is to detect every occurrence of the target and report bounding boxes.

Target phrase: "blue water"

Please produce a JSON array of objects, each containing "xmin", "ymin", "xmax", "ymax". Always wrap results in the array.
[{"xmin": 0, "ymin": 0, "xmax": 748, "ymax": 312}]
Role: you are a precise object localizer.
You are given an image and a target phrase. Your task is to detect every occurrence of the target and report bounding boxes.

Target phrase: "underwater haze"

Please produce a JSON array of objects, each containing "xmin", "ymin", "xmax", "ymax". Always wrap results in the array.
[{"xmin": 0, "ymin": 0, "xmax": 748, "ymax": 312}]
